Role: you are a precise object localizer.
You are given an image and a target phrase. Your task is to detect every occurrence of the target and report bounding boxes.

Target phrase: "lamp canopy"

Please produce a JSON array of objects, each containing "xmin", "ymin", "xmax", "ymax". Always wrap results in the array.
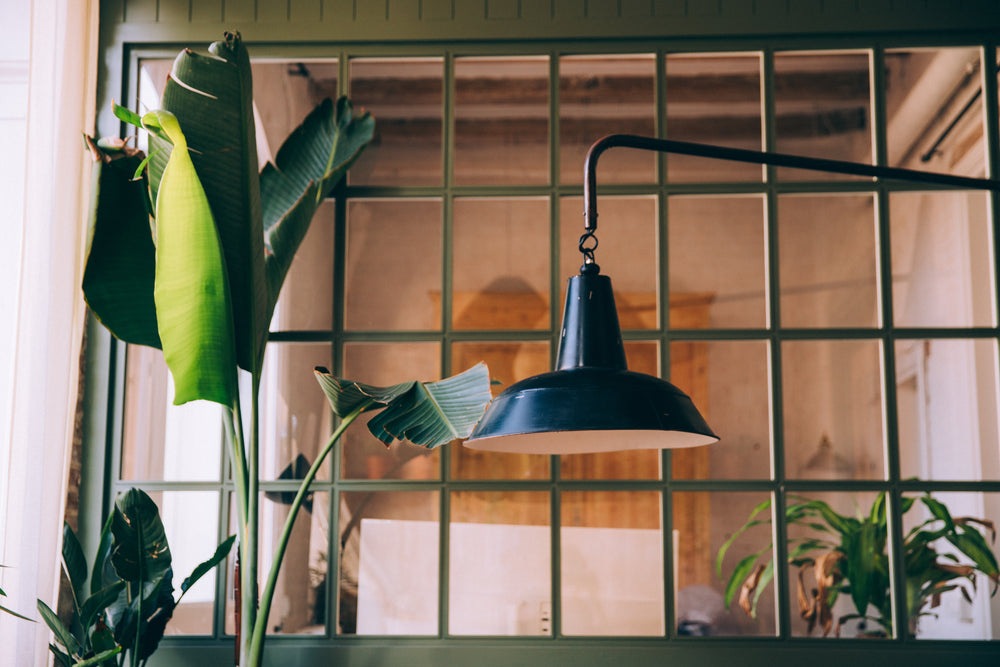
[{"xmin": 465, "ymin": 133, "xmax": 1000, "ymax": 455}]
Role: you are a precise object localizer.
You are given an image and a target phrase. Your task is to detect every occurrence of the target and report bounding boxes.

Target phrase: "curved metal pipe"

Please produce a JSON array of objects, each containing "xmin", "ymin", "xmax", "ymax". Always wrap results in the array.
[{"xmin": 582, "ymin": 134, "xmax": 1000, "ymax": 255}]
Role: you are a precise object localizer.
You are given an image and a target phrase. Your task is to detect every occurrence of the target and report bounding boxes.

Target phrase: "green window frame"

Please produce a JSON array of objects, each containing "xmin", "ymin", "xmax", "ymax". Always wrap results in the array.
[{"xmin": 86, "ymin": 9, "xmax": 1000, "ymax": 666}]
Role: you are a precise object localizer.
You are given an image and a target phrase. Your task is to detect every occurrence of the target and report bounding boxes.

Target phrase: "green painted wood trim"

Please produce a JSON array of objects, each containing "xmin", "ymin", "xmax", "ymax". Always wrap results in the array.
[
  {"xmin": 144, "ymin": 637, "xmax": 1000, "ymax": 667},
  {"xmin": 102, "ymin": 0, "xmax": 1000, "ymax": 45}
]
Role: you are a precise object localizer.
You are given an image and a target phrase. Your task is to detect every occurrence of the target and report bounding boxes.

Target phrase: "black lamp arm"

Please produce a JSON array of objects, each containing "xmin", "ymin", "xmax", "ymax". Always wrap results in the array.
[{"xmin": 583, "ymin": 133, "xmax": 1000, "ymax": 246}]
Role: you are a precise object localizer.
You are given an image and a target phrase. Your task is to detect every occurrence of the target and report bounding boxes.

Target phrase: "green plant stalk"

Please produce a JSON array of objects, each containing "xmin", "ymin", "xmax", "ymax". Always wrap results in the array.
[
  {"xmin": 242, "ymin": 373, "xmax": 262, "ymax": 666},
  {"xmin": 224, "ymin": 398, "xmax": 254, "ymax": 664},
  {"xmin": 246, "ymin": 400, "xmax": 373, "ymax": 667},
  {"xmin": 223, "ymin": 407, "xmax": 249, "ymax": 551}
]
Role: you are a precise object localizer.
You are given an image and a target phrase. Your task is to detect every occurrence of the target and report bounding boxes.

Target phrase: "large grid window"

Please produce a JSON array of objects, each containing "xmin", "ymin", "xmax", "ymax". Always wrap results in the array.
[{"xmin": 117, "ymin": 42, "xmax": 1000, "ymax": 658}]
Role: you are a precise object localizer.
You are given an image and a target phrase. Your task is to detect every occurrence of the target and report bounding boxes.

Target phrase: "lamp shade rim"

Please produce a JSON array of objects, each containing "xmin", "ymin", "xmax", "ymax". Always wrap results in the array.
[{"xmin": 466, "ymin": 367, "xmax": 717, "ymax": 453}]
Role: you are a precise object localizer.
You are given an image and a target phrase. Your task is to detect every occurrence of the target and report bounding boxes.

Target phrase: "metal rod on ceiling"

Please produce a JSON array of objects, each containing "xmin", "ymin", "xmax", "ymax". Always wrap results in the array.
[{"xmin": 582, "ymin": 134, "xmax": 1000, "ymax": 236}]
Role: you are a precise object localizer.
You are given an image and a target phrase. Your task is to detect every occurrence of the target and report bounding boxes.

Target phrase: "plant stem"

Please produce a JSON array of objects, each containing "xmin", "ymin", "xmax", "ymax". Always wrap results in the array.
[
  {"xmin": 225, "ymin": 395, "xmax": 254, "ymax": 665},
  {"xmin": 223, "ymin": 407, "xmax": 249, "ymax": 551},
  {"xmin": 245, "ymin": 401, "xmax": 372, "ymax": 667}
]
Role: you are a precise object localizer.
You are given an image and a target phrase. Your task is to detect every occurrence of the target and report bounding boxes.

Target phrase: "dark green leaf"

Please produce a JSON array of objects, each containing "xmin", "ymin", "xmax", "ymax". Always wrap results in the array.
[
  {"xmin": 920, "ymin": 495, "xmax": 955, "ymax": 530},
  {"xmin": 89, "ymin": 620, "xmax": 118, "ymax": 667},
  {"xmin": 75, "ymin": 647, "xmax": 123, "ymax": 667},
  {"xmin": 91, "ymin": 513, "xmax": 116, "ymax": 597},
  {"xmin": 947, "ymin": 529, "xmax": 999, "ymax": 577},
  {"xmin": 108, "ymin": 572, "xmax": 169, "ymax": 651},
  {"xmin": 48, "ymin": 643, "xmax": 74, "ymax": 667},
  {"xmin": 110, "ymin": 489, "xmax": 172, "ymax": 584},
  {"xmin": 844, "ymin": 521, "xmax": 882, "ymax": 617},
  {"xmin": 138, "ymin": 570, "xmax": 176, "ymax": 661},
  {"xmin": 180, "ymin": 535, "xmax": 236, "ymax": 597},
  {"xmin": 0, "ymin": 603, "xmax": 34, "ymax": 622},
  {"xmin": 61, "ymin": 523, "xmax": 88, "ymax": 612},
  {"xmin": 81, "ymin": 137, "xmax": 161, "ymax": 349},
  {"xmin": 788, "ymin": 538, "xmax": 830, "ymax": 561},
  {"xmin": 80, "ymin": 581, "xmax": 127, "ymax": 632},
  {"xmin": 37, "ymin": 600, "xmax": 80, "ymax": 656},
  {"xmin": 315, "ymin": 363, "xmax": 493, "ymax": 449},
  {"xmin": 260, "ymin": 96, "xmax": 375, "ymax": 332}
]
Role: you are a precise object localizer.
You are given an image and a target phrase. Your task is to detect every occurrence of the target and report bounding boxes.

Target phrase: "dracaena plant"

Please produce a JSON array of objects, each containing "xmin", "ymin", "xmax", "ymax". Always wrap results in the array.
[
  {"xmin": 718, "ymin": 492, "xmax": 999, "ymax": 637},
  {"xmin": 38, "ymin": 489, "xmax": 235, "ymax": 667},
  {"xmin": 81, "ymin": 32, "xmax": 493, "ymax": 666}
]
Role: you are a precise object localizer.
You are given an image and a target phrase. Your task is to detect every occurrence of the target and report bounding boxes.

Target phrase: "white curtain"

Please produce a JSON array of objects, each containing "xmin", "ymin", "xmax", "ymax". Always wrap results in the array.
[{"xmin": 0, "ymin": 1, "xmax": 99, "ymax": 665}]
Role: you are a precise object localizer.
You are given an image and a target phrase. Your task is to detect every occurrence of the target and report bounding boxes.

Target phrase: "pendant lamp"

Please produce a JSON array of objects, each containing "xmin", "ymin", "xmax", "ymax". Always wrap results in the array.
[{"xmin": 464, "ymin": 134, "xmax": 1000, "ymax": 455}]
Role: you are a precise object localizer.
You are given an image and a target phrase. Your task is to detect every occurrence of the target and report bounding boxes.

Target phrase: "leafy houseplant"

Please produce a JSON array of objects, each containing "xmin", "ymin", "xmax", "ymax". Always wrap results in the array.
[
  {"xmin": 81, "ymin": 31, "xmax": 493, "ymax": 666},
  {"xmin": 718, "ymin": 493, "xmax": 999, "ymax": 637},
  {"xmin": 38, "ymin": 489, "xmax": 234, "ymax": 667}
]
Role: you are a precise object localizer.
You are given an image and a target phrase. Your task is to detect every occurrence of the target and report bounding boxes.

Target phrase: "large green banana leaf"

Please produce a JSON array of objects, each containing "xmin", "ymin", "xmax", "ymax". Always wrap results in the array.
[
  {"xmin": 81, "ymin": 138, "xmax": 160, "ymax": 348},
  {"xmin": 146, "ymin": 110, "xmax": 236, "ymax": 406},
  {"xmin": 313, "ymin": 363, "xmax": 492, "ymax": 449},
  {"xmin": 153, "ymin": 31, "xmax": 267, "ymax": 374},
  {"xmin": 260, "ymin": 97, "xmax": 374, "ymax": 334}
]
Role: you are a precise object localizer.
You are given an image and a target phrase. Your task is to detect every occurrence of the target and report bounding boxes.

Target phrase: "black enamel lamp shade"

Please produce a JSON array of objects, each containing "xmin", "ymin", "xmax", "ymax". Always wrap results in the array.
[
  {"xmin": 464, "ymin": 133, "xmax": 1000, "ymax": 455},
  {"xmin": 464, "ymin": 262, "xmax": 718, "ymax": 454}
]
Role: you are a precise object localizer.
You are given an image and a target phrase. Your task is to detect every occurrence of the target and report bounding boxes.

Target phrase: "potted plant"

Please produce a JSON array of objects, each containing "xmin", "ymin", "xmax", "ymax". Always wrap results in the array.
[
  {"xmin": 38, "ymin": 489, "xmax": 235, "ymax": 667},
  {"xmin": 80, "ymin": 31, "xmax": 493, "ymax": 666},
  {"xmin": 718, "ymin": 492, "xmax": 999, "ymax": 637}
]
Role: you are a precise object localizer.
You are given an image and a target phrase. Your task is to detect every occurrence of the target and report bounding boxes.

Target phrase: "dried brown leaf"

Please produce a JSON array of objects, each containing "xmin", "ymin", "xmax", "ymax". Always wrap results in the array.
[{"xmin": 738, "ymin": 563, "xmax": 767, "ymax": 616}]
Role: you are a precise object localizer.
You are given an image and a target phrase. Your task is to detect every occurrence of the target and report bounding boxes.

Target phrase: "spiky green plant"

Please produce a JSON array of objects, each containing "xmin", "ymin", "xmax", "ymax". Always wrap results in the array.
[{"xmin": 718, "ymin": 493, "xmax": 999, "ymax": 637}]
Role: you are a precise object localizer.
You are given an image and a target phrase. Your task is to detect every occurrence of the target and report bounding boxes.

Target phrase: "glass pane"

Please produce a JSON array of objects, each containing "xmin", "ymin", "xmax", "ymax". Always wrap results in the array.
[
  {"xmin": 451, "ymin": 341, "xmax": 550, "ymax": 480},
  {"xmin": 666, "ymin": 53, "xmax": 763, "ymax": 182},
  {"xmin": 782, "ymin": 340, "xmax": 885, "ymax": 480},
  {"xmin": 121, "ymin": 345, "xmax": 222, "ymax": 481},
  {"xmin": 561, "ymin": 342, "xmax": 661, "ymax": 479},
  {"xmin": 452, "ymin": 198, "xmax": 550, "ymax": 330},
  {"xmin": 269, "ymin": 200, "xmax": 335, "ymax": 331},
  {"xmin": 454, "ymin": 56, "xmax": 549, "ymax": 186},
  {"xmin": 904, "ymin": 491, "xmax": 1000, "ymax": 639},
  {"xmin": 890, "ymin": 191, "xmax": 995, "ymax": 328},
  {"xmin": 345, "ymin": 199, "xmax": 442, "ymax": 331},
  {"xmin": 676, "ymin": 491, "xmax": 775, "ymax": 636},
  {"xmin": 340, "ymin": 342, "xmax": 441, "ymax": 480},
  {"xmin": 668, "ymin": 195, "xmax": 767, "ymax": 328},
  {"xmin": 778, "ymin": 194, "xmax": 879, "ymax": 328},
  {"xmin": 784, "ymin": 491, "xmax": 891, "ymax": 638},
  {"xmin": 896, "ymin": 339, "xmax": 1000, "ymax": 481},
  {"xmin": 259, "ymin": 342, "xmax": 333, "ymax": 481},
  {"xmin": 250, "ymin": 61, "xmax": 339, "ymax": 162},
  {"xmin": 886, "ymin": 48, "xmax": 985, "ymax": 176},
  {"xmin": 672, "ymin": 340, "xmax": 771, "ymax": 480},
  {"xmin": 339, "ymin": 490, "xmax": 439, "ymax": 635},
  {"xmin": 774, "ymin": 51, "xmax": 872, "ymax": 181},
  {"xmin": 226, "ymin": 493, "xmax": 330, "ymax": 635},
  {"xmin": 561, "ymin": 491, "xmax": 663, "ymax": 636},
  {"xmin": 155, "ymin": 491, "xmax": 220, "ymax": 635},
  {"xmin": 560, "ymin": 54, "xmax": 656, "ymax": 184},
  {"xmin": 560, "ymin": 196, "xmax": 658, "ymax": 329},
  {"xmin": 449, "ymin": 491, "xmax": 550, "ymax": 635},
  {"xmin": 349, "ymin": 58, "xmax": 443, "ymax": 186}
]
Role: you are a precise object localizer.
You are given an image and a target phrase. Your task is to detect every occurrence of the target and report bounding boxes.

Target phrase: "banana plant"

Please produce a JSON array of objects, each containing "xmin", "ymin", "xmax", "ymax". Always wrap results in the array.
[
  {"xmin": 38, "ymin": 489, "xmax": 234, "ymax": 667},
  {"xmin": 717, "ymin": 492, "xmax": 999, "ymax": 637},
  {"xmin": 81, "ymin": 32, "xmax": 492, "ymax": 666}
]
